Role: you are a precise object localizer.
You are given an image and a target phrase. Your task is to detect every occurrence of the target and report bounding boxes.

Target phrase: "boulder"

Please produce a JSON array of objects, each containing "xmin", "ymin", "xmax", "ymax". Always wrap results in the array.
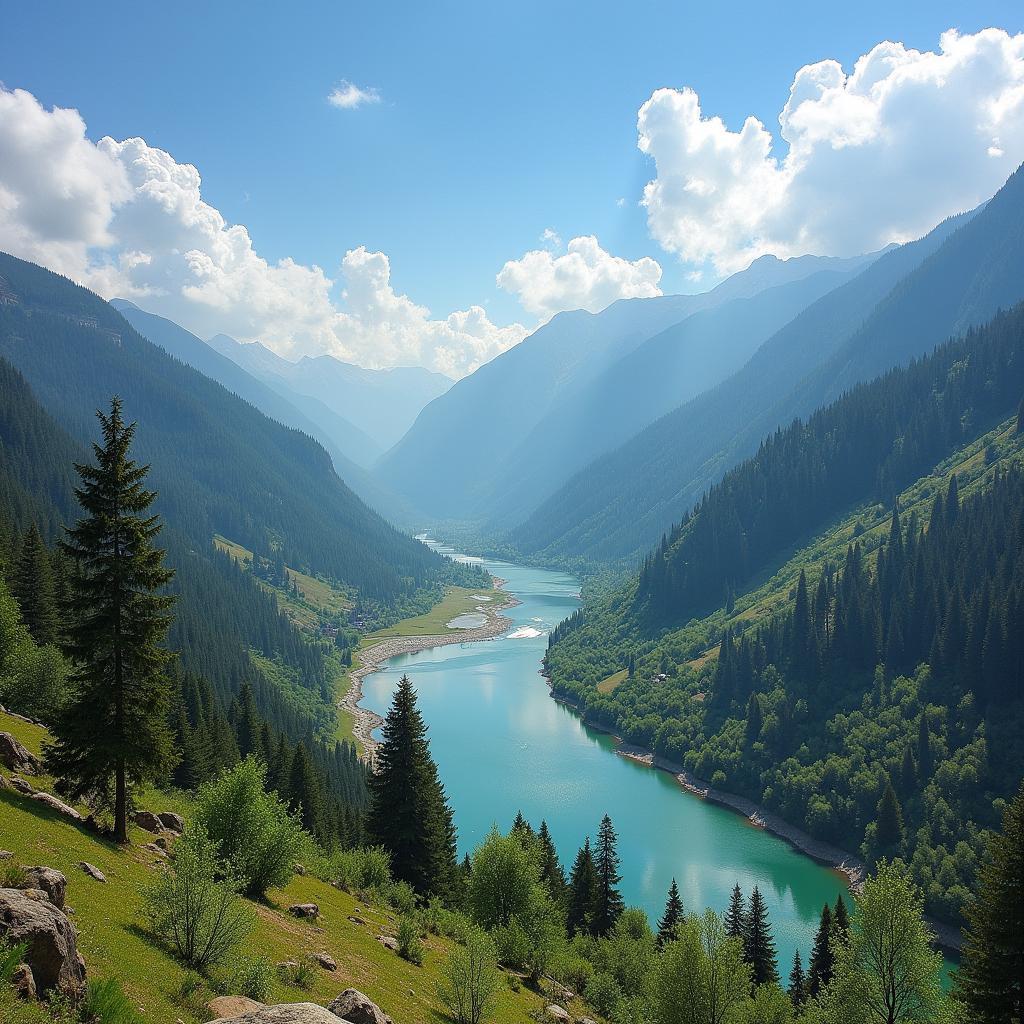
[
  {"xmin": 347, "ymin": 915, "xmax": 367, "ymax": 925},
  {"xmin": 30, "ymin": 792, "xmax": 82, "ymax": 821},
  {"xmin": 209, "ymin": 1003, "xmax": 341, "ymax": 1024},
  {"xmin": 376, "ymin": 934, "xmax": 398, "ymax": 951},
  {"xmin": 288, "ymin": 903, "xmax": 319, "ymax": 919},
  {"xmin": 133, "ymin": 810, "xmax": 164, "ymax": 834},
  {"xmin": 11, "ymin": 962, "xmax": 36, "ymax": 1000},
  {"xmin": 208, "ymin": 995, "xmax": 266, "ymax": 1018},
  {"xmin": 314, "ymin": 951, "xmax": 337, "ymax": 971},
  {"xmin": 142, "ymin": 842, "xmax": 167, "ymax": 858},
  {"xmin": 78, "ymin": 862, "xmax": 106, "ymax": 883},
  {"xmin": 9, "ymin": 776, "xmax": 34, "ymax": 795},
  {"xmin": 327, "ymin": 989, "xmax": 394, "ymax": 1024},
  {"xmin": 157, "ymin": 811, "xmax": 185, "ymax": 834},
  {"xmin": 545, "ymin": 1007, "xmax": 571, "ymax": 1024},
  {"xmin": 0, "ymin": 850, "xmax": 12, "ymax": 860},
  {"xmin": 0, "ymin": 733, "xmax": 41, "ymax": 774},
  {"xmin": 22, "ymin": 868, "xmax": 66, "ymax": 909},
  {"xmin": 0, "ymin": 888, "xmax": 86, "ymax": 996}
]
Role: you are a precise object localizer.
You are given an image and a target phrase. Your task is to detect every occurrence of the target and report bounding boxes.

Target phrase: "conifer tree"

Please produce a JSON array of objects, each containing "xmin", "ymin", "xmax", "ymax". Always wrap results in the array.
[
  {"xmin": 724, "ymin": 883, "xmax": 746, "ymax": 939},
  {"xmin": 567, "ymin": 838, "xmax": 598, "ymax": 935},
  {"xmin": 743, "ymin": 885, "xmax": 779, "ymax": 987},
  {"xmin": 593, "ymin": 814, "xmax": 624, "ymax": 935},
  {"xmin": 657, "ymin": 878, "xmax": 684, "ymax": 947},
  {"xmin": 874, "ymin": 779, "xmax": 906, "ymax": 856},
  {"xmin": 807, "ymin": 903, "xmax": 834, "ymax": 997},
  {"xmin": 833, "ymin": 893, "xmax": 850, "ymax": 944},
  {"xmin": 787, "ymin": 950, "xmax": 806, "ymax": 1009},
  {"xmin": 367, "ymin": 675, "xmax": 456, "ymax": 898},
  {"xmin": 288, "ymin": 740, "xmax": 324, "ymax": 838},
  {"xmin": 12, "ymin": 523, "xmax": 58, "ymax": 646},
  {"xmin": 537, "ymin": 820, "xmax": 566, "ymax": 903},
  {"xmin": 955, "ymin": 782, "xmax": 1024, "ymax": 1023},
  {"xmin": 45, "ymin": 398, "xmax": 176, "ymax": 842},
  {"xmin": 744, "ymin": 693, "xmax": 763, "ymax": 746}
]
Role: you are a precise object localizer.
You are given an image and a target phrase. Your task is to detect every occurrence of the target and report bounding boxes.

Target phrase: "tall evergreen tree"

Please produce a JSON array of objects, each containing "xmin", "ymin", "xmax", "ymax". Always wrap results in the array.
[
  {"xmin": 593, "ymin": 814, "xmax": 624, "ymax": 935},
  {"xmin": 537, "ymin": 820, "xmax": 566, "ymax": 903},
  {"xmin": 955, "ymin": 782, "xmax": 1024, "ymax": 1023},
  {"xmin": 874, "ymin": 779, "xmax": 906, "ymax": 856},
  {"xmin": 11, "ymin": 523, "xmax": 58, "ymax": 646},
  {"xmin": 833, "ymin": 893, "xmax": 850, "ymax": 944},
  {"xmin": 567, "ymin": 838, "xmax": 598, "ymax": 935},
  {"xmin": 44, "ymin": 398, "xmax": 176, "ymax": 842},
  {"xmin": 807, "ymin": 903, "xmax": 834, "ymax": 997},
  {"xmin": 742, "ymin": 885, "xmax": 779, "ymax": 987},
  {"xmin": 657, "ymin": 878, "xmax": 684, "ymax": 947},
  {"xmin": 287, "ymin": 740, "xmax": 324, "ymax": 839},
  {"xmin": 724, "ymin": 883, "xmax": 746, "ymax": 939},
  {"xmin": 367, "ymin": 675, "xmax": 456, "ymax": 898},
  {"xmin": 787, "ymin": 950, "xmax": 806, "ymax": 1009}
]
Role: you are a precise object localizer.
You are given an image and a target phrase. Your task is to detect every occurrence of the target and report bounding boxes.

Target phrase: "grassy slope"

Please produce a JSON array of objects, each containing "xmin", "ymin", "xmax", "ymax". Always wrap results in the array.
[{"xmin": 0, "ymin": 713, "xmax": 545, "ymax": 1024}]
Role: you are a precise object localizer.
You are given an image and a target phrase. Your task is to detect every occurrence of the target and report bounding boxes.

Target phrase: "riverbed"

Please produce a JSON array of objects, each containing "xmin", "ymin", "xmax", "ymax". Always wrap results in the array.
[{"xmin": 360, "ymin": 542, "xmax": 854, "ymax": 972}]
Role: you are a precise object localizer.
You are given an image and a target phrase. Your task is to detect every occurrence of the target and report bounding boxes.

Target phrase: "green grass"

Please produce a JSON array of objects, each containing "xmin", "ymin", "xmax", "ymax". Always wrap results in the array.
[
  {"xmin": 363, "ymin": 587, "xmax": 500, "ymax": 641},
  {"xmin": 0, "ymin": 711, "xmax": 550, "ymax": 1024},
  {"xmin": 596, "ymin": 670, "xmax": 627, "ymax": 695}
]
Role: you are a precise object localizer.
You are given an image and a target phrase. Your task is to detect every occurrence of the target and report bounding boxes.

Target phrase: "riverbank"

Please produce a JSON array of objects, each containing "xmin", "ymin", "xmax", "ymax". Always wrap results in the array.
[
  {"xmin": 340, "ymin": 579, "xmax": 520, "ymax": 762},
  {"xmin": 547, "ymin": 691, "xmax": 963, "ymax": 953}
]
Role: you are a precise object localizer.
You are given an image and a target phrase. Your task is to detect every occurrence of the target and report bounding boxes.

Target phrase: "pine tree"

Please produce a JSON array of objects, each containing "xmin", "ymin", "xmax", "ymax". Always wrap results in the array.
[
  {"xmin": 742, "ymin": 885, "xmax": 778, "ymax": 987},
  {"xmin": 44, "ymin": 398, "xmax": 176, "ymax": 843},
  {"xmin": 567, "ymin": 838, "xmax": 598, "ymax": 935},
  {"xmin": 367, "ymin": 675, "xmax": 457, "ymax": 898},
  {"xmin": 832, "ymin": 893, "xmax": 850, "ymax": 945},
  {"xmin": 537, "ymin": 820, "xmax": 566, "ymax": 903},
  {"xmin": 657, "ymin": 878, "xmax": 684, "ymax": 947},
  {"xmin": 593, "ymin": 814, "xmax": 624, "ymax": 935},
  {"xmin": 288, "ymin": 741, "xmax": 324, "ymax": 838},
  {"xmin": 787, "ymin": 950, "xmax": 806, "ymax": 1009},
  {"xmin": 807, "ymin": 903, "xmax": 834, "ymax": 997},
  {"xmin": 874, "ymin": 779, "xmax": 905, "ymax": 856},
  {"xmin": 744, "ymin": 692, "xmax": 763, "ymax": 746},
  {"xmin": 724, "ymin": 883, "xmax": 746, "ymax": 939},
  {"xmin": 12, "ymin": 523, "xmax": 58, "ymax": 646},
  {"xmin": 955, "ymin": 782, "xmax": 1024, "ymax": 1023}
]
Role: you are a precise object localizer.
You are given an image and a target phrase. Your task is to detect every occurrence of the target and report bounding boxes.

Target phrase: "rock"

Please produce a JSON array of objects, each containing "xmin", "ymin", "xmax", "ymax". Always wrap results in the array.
[
  {"xmin": 0, "ymin": 850, "xmax": 12, "ymax": 860},
  {"xmin": 9, "ymin": 776, "xmax": 34, "ymax": 794},
  {"xmin": 293, "ymin": 863, "xmax": 306, "ymax": 875},
  {"xmin": 376, "ymin": 934, "xmax": 398, "ymax": 951},
  {"xmin": 276, "ymin": 960, "xmax": 299, "ymax": 971},
  {"xmin": 133, "ymin": 810, "xmax": 165, "ymax": 833},
  {"xmin": 142, "ymin": 842, "xmax": 167, "ymax": 857},
  {"xmin": 208, "ymin": 1003, "xmax": 341, "ymax": 1024},
  {"xmin": 157, "ymin": 811, "xmax": 185, "ymax": 833},
  {"xmin": 19, "ymin": 888, "xmax": 50, "ymax": 902},
  {"xmin": 347, "ymin": 914, "xmax": 367, "ymax": 925},
  {"xmin": 0, "ymin": 733, "xmax": 42, "ymax": 774},
  {"xmin": 208, "ymin": 996, "xmax": 266, "ymax": 1018},
  {"xmin": 578, "ymin": 1018, "xmax": 597, "ymax": 1024},
  {"xmin": 153, "ymin": 835, "xmax": 171, "ymax": 851},
  {"xmin": 545, "ymin": 1006, "xmax": 571, "ymax": 1024},
  {"xmin": 314, "ymin": 951, "xmax": 337, "ymax": 971},
  {"xmin": 288, "ymin": 903, "xmax": 319, "ymax": 919},
  {"xmin": 327, "ymin": 988, "xmax": 393, "ymax": 1024},
  {"xmin": 0, "ymin": 888, "xmax": 86, "ymax": 996},
  {"xmin": 22, "ymin": 868, "xmax": 67, "ymax": 910},
  {"xmin": 11, "ymin": 963, "xmax": 36, "ymax": 1000},
  {"xmin": 78, "ymin": 862, "xmax": 106, "ymax": 883},
  {"xmin": 30, "ymin": 792, "xmax": 82, "ymax": 821}
]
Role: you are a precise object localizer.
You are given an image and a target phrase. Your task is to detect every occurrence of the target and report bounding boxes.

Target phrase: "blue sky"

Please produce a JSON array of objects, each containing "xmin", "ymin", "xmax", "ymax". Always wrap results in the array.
[{"xmin": 1, "ymin": 2, "xmax": 1023, "ymax": 373}]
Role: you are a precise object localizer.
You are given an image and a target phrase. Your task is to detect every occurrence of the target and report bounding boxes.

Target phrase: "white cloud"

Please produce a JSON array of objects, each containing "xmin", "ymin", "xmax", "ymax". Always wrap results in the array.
[
  {"xmin": 496, "ymin": 235, "xmax": 663, "ymax": 318},
  {"xmin": 540, "ymin": 227, "xmax": 562, "ymax": 248},
  {"xmin": 639, "ymin": 27, "xmax": 1024, "ymax": 274},
  {"xmin": 0, "ymin": 85, "xmax": 524, "ymax": 377},
  {"xmin": 327, "ymin": 80, "xmax": 381, "ymax": 109}
]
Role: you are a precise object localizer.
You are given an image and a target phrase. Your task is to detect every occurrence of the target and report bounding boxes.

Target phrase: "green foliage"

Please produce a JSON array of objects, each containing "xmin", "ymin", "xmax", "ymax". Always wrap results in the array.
[
  {"xmin": 79, "ymin": 978, "xmax": 144, "ymax": 1024},
  {"xmin": 11, "ymin": 523, "xmax": 58, "ymax": 647},
  {"xmin": 657, "ymin": 879, "xmax": 684, "ymax": 946},
  {"xmin": 0, "ymin": 862, "xmax": 28, "ymax": 889},
  {"xmin": 436, "ymin": 928, "xmax": 500, "ymax": 1024},
  {"xmin": 584, "ymin": 971, "xmax": 623, "ymax": 1020},
  {"xmin": 593, "ymin": 814, "xmax": 624, "ymax": 936},
  {"xmin": 742, "ymin": 886, "xmax": 778, "ymax": 988},
  {"xmin": 327, "ymin": 845, "xmax": 393, "ymax": 894},
  {"xmin": 228, "ymin": 955, "xmax": 276, "ymax": 1001},
  {"xmin": 143, "ymin": 828, "xmax": 254, "ymax": 971},
  {"xmin": 469, "ymin": 828, "xmax": 540, "ymax": 931},
  {"xmin": 193, "ymin": 757, "xmax": 310, "ymax": 898},
  {"xmin": 398, "ymin": 916, "xmax": 425, "ymax": 966},
  {"xmin": 0, "ymin": 936, "xmax": 28, "ymax": 985}
]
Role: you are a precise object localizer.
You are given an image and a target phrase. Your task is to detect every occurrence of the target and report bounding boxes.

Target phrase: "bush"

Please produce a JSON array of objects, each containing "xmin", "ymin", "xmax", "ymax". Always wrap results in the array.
[
  {"xmin": 398, "ymin": 916, "xmax": 424, "ymax": 966},
  {"xmin": 387, "ymin": 879, "xmax": 418, "ymax": 917},
  {"xmin": 0, "ymin": 863, "xmax": 28, "ymax": 890},
  {"xmin": 79, "ymin": 978, "xmax": 143, "ymax": 1024},
  {"xmin": 143, "ymin": 828, "xmax": 253, "ymax": 970},
  {"xmin": 492, "ymin": 917, "xmax": 531, "ymax": 971},
  {"xmin": 194, "ymin": 757, "xmax": 311, "ymax": 898},
  {"xmin": 329, "ymin": 846, "xmax": 392, "ymax": 893},
  {"xmin": 436, "ymin": 928, "xmax": 500, "ymax": 1024},
  {"xmin": 551, "ymin": 952, "xmax": 593, "ymax": 994},
  {"xmin": 584, "ymin": 971, "xmax": 623, "ymax": 1021},
  {"xmin": 423, "ymin": 901, "xmax": 473, "ymax": 944},
  {"xmin": 231, "ymin": 956, "xmax": 275, "ymax": 1002}
]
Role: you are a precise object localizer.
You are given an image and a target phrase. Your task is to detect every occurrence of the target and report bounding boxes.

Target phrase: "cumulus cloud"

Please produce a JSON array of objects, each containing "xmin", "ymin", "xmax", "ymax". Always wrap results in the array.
[
  {"xmin": 496, "ymin": 235, "xmax": 662, "ymax": 318},
  {"xmin": 327, "ymin": 80, "xmax": 381, "ymax": 109},
  {"xmin": 0, "ymin": 85, "xmax": 524, "ymax": 377},
  {"xmin": 640, "ymin": 28, "xmax": 1024, "ymax": 274}
]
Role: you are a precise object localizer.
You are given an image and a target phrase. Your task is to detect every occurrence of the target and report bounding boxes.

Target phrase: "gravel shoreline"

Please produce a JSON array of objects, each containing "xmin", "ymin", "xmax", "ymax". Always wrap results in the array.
[{"xmin": 340, "ymin": 580, "xmax": 519, "ymax": 764}]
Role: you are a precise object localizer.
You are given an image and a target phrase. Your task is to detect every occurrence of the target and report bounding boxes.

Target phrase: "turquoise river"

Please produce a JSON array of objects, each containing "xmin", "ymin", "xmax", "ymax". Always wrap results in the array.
[{"xmin": 362, "ymin": 543, "xmax": 853, "ymax": 973}]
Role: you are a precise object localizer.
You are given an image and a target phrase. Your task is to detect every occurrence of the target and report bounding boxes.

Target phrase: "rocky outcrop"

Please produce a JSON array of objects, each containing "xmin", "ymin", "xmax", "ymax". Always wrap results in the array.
[
  {"xmin": 288, "ymin": 903, "xmax": 319, "ymax": 919},
  {"xmin": 0, "ymin": 888, "xmax": 86, "ymax": 996},
  {"xmin": 78, "ymin": 862, "xmax": 106, "ymax": 883},
  {"xmin": 133, "ymin": 810, "xmax": 165, "ymax": 833},
  {"xmin": 11, "ymin": 963, "xmax": 36, "ymax": 1000},
  {"xmin": 21, "ymin": 868, "xmax": 67, "ymax": 909},
  {"xmin": 209, "ymin": 1004, "xmax": 341, "ymax": 1024},
  {"xmin": 208, "ymin": 995, "xmax": 266, "ymax": 1017},
  {"xmin": 0, "ymin": 733, "xmax": 41, "ymax": 774},
  {"xmin": 314, "ymin": 952, "xmax": 337, "ymax": 971},
  {"xmin": 30, "ymin": 791, "xmax": 83, "ymax": 821},
  {"xmin": 375, "ymin": 935, "xmax": 398, "ymax": 951},
  {"xmin": 545, "ymin": 1006, "xmax": 571, "ymax": 1023},
  {"xmin": 157, "ymin": 811, "xmax": 185, "ymax": 833},
  {"xmin": 327, "ymin": 989, "xmax": 394, "ymax": 1024}
]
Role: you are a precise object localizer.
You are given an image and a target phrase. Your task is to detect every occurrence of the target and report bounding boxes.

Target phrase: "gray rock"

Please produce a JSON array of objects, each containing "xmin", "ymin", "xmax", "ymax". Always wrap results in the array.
[
  {"xmin": 208, "ymin": 995, "xmax": 266, "ymax": 1018},
  {"xmin": 21, "ymin": 868, "xmax": 66, "ymax": 909},
  {"xmin": 545, "ymin": 1006, "xmax": 571, "ymax": 1024},
  {"xmin": 0, "ymin": 733, "xmax": 41, "ymax": 774},
  {"xmin": 376, "ymin": 934, "xmax": 398, "ymax": 951},
  {"xmin": 133, "ymin": 810, "xmax": 164, "ymax": 833},
  {"xmin": 11, "ymin": 962, "xmax": 36, "ymax": 1000},
  {"xmin": 327, "ymin": 989, "xmax": 393, "ymax": 1024},
  {"xmin": 0, "ymin": 850, "xmax": 12, "ymax": 860},
  {"xmin": 78, "ymin": 862, "xmax": 106, "ymax": 883},
  {"xmin": 29, "ymin": 792, "xmax": 82, "ymax": 821},
  {"xmin": 288, "ymin": 903, "xmax": 319, "ymax": 919},
  {"xmin": 314, "ymin": 951, "xmax": 337, "ymax": 971},
  {"xmin": 157, "ymin": 811, "xmax": 185, "ymax": 833},
  {"xmin": 209, "ymin": 1003, "xmax": 341, "ymax": 1024},
  {"xmin": 9, "ymin": 776, "xmax": 34, "ymax": 794},
  {"xmin": 0, "ymin": 888, "xmax": 86, "ymax": 996}
]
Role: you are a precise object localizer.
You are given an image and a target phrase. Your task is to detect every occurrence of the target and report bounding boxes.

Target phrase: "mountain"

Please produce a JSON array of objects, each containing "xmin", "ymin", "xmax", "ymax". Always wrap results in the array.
[
  {"xmin": 511, "ymin": 168, "xmax": 1024, "ymax": 566},
  {"xmin": 207, "ymin": 334, "xmax": 452, "ymax": 453},
  {"xmin": 378, "ymin": 251, "xmax": 879, "ymax": 522}
]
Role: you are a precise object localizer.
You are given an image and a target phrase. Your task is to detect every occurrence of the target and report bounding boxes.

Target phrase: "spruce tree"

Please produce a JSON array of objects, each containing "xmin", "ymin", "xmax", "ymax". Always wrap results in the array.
[
  {"xmin": 12, "ymin": 523, "xmax": 58, "ymax": 646},
  {"xmin": 657, "ymin": 878, "xmax": 684, "ymax": 947},
  {"xmin": 537, "ymin": 820, "xmax": 566, "ymax": 903},
  {"xmin": 567, "ymin": 838, "xmax": 598, "ymax": 935},
  {"xmin": 44, "ymin": 398, "xmax": 176, "ymax": 842},
  {"xmin": 807, "ymin": 903, "xmax": 834, "ymax": 997},
  {"xmin": 593, "ymin": 814, "xmax": 624, "ymax": 935},
  {"xmin": 724, "ymin": 883, "xmax": 746, "ymax": 939},
  {"xmin": 742, "ymin": 885, "xmax": 779, "ymax": 987},
  {"xmin": 955, "ymin": 782, "xmax": 1024, "ymax": 1023},
  {"xmin": 287, "ymin": 740, "xmax": 324, "ymax": 838},
  {"xmin": 874, "ymin": 779, "xmax": 905, "ymax": 856},
  {"xmin": 832, "ymin": 893, "xmax": 850, "ymax": 944},
  {"xmin": 367, "ymin": 675, "xmax": 457, "ymax": 898},
  {"xmin": 787, "ymin": 950, "xmax": 806, "ymax": 1009}
]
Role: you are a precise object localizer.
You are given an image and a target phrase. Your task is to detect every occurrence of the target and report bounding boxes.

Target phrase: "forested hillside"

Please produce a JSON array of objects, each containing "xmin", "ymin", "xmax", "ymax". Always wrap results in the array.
[
  {"xmin": 512, "ymin": 165, "xmax": 1024, "ymax": 567},
  {"xmin": 545, "ymin": 300, "xmax": 1024, "ymax": 925}
]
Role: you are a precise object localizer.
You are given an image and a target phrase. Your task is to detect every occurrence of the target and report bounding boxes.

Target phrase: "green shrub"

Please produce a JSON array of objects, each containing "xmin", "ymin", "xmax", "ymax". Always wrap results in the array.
[
  {"xmin": 436, "ymin": 928, "xmax": 500, "ymax": 1024},
  {"xmin": 397, "ymin": 916, "xmax": 424, "ymax": 966},
  {"xmin": 551, "ymin": 952, "xmax": 593, "ymax": 994},
  {"xmin": 0, "ymin": 863, "xmax": 28, "ymax": 890},
  {"xmin": 293, "ymin": 956, "xmax": 317, "ymax": 991},
  {"xmin": 329, "ymin": 845, "xmax": 392, "ymax": 893},
  {"xmin": 585, "ymin": 971, "xmax": 623, "ymax": 1021},
  {"xmin": 0, "ymin": 937, "xmax": 28, "ymax": 985},
  {"xmin": 143, "ymin": 828, "xmax": 253, "ymax": 970},
  {"xmin": 79, "ymin": 978, "xmax": 143, "ymax": 1024},
  {"xmin": 194, "ymin": 757, "xmax": 310, "ymax": 898},
  {"xmin": 387, "ymin": 879, "xmax": 417, "ymax": 916},
  {"xmin": 492, "ymin": 918, "xmax": 531, "ymax": 971},
  {"xmin": 423, "ymin": 900, "xmax": 473, "ymax": 944},
  {"xmin": 231, "ymin": 955, "xmax": 275, "ymax": 1002}
]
